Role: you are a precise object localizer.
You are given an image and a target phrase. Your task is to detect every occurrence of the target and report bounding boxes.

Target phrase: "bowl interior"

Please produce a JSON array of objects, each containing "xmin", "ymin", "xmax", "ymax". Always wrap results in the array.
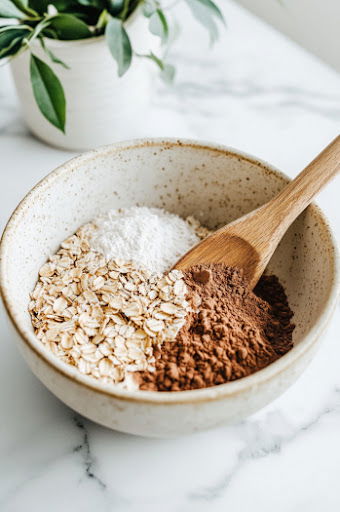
[{"xmin": 1, "ymin": 140, "xmax": 337, "ymax": 386}]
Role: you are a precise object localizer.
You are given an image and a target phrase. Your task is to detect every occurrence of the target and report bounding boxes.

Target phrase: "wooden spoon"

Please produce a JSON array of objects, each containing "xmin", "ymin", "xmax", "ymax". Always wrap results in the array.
[{"xmin": 174, "ymin": 136, "xmax": 340, "ymax": 288}]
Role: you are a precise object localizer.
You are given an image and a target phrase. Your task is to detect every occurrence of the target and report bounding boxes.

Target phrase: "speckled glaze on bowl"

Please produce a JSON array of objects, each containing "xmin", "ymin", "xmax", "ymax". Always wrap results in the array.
[{"xmin": 0, "ymin": 139, "xmax": 339, "ymax": 437}]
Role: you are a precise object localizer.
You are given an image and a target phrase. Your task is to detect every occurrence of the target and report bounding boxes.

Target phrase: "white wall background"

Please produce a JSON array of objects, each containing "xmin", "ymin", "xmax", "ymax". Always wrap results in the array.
[{"xmin": 236, "ymin": 0, "xmax": 340, "ymax": 72}]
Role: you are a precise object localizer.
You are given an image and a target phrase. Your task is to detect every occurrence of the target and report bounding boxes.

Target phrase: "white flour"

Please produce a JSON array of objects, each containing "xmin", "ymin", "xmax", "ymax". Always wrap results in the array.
[{"xmin": 89, "ymin": 206, "xmax": 201, "ymax": 273}]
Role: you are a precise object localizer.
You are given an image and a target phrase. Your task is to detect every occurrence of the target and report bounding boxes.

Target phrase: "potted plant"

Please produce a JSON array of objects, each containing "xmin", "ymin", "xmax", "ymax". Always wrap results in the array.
[{"xmin": 0, "ymin": 0, "xmax": 224, "ymax": 150}]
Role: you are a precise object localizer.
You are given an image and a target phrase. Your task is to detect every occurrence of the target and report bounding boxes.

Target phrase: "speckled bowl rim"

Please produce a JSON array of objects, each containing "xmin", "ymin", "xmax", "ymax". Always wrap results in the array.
[{"xmin": 0, "ymin": 138, "xmax": 339, "ymax": 405}]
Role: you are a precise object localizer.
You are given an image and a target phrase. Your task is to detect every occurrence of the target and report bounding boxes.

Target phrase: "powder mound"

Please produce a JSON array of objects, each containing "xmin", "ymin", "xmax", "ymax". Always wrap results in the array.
[
  {"xmin": 136, "ymin": 264, "xmax": 294, "ymax": 391},
  {"xmin": 89, "ymin": 207, "xmax": 201, "ymax": 274}
]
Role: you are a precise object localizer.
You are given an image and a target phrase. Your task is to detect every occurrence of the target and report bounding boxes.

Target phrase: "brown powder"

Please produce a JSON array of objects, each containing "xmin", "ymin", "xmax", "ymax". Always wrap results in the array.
[{"xmin": 136, "ymin": 264, "xmax": 294, "ymax": 391}]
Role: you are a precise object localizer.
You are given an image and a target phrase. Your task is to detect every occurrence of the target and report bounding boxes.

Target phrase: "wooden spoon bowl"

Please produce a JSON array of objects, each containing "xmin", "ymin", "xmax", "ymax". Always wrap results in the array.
[{"xmin": 175, "ymin": 136, "xmax": 340, "ymax": 288}]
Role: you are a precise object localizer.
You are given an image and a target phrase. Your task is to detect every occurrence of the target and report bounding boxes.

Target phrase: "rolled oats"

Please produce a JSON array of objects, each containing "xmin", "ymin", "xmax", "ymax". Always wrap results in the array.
[{"xmin": 29, "ymin": 212, "xmax": 212, "ymax": 390}]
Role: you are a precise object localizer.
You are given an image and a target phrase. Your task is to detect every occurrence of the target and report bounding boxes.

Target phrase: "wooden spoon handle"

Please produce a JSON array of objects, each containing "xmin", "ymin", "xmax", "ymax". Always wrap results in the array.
[{"xmin": 267, "ymin": 135, "xmax": 340, "ymax": 230}]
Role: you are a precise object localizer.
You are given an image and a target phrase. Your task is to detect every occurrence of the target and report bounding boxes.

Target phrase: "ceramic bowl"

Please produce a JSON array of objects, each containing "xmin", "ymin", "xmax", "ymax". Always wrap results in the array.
[{"xmin": 0, "ymin": 139, "xmax": 338, "ymax": 437}]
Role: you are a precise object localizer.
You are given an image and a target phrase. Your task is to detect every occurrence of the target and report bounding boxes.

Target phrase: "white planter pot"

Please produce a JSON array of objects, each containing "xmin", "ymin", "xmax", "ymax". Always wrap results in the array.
[{"xmin": 10, "ymin": 12, "xmax": 159, "ymax": 150}]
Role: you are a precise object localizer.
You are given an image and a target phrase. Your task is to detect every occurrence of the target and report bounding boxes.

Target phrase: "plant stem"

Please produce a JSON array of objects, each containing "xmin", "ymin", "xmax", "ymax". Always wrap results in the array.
[{"xmin": 120, "ymin": 0, "xmax": 131, "ymax": 21}]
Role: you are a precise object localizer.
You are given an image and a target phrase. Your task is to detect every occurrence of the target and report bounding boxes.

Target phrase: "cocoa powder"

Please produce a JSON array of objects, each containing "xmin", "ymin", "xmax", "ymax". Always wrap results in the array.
[{"xmin": 137, "ymin": 264, "xmax": 294, "ymax": 391}]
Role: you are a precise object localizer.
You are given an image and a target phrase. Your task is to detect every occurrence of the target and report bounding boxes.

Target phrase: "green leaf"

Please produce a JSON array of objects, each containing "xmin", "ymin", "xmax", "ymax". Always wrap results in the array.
[
  {"xmin": 144, "ymin": 52, "xmax": 175, "ymax": 84},
  {"xmin": 11, "ymin": 0, "xmax": 38, "ymax": 16},
  {"xmin": 41, "ymin": 27, "xmax": 59, "ymax": 38},
  {"xmin": 185, "ymin": 0, "xmax": 220, "ymax": 44},
  {"xmin": 39, "ymin": 38, "xmax": 69, "ymax": 69},
  {"xmin": 105, "ymin": 17, "xmax": 132, "ymax": 76},
  {"xmin": 12, "ymin": 0, "xmax": 28, "ymax": 7},
  {"xmin": 48, "ymin": 14, "xmax": 92, "ymax": 40},
  {"xmin": 190, "ymin": 0, "xmax": 224, "ymax": 22},
  {"xmin": 149, "ymin": 9, "xmax": 168, "ymax": 43},
  {"xmin": 142, "ymin": 0, "xmax": 156, "ymax": 18},
  {"xmin": 0, "ymin": 23, "xmax": 29, "ymax": 33},
  {"xmin": 0, "ymin": 0, "xmax": 25, "ymax": 18},
  {"xmin": 0, "ymin": 27, "xmax": 30, "ymax": 58},
  {"xmin": 30, "ymin": 53, "xmax": 66, "ymax": 132},
  {"xmin": 160, "ymin": 62, "xmax": 175, "ymax": 83},
  {"xmin": 51, "ymin": 0, "xmax": 91, "ymax": 11},
  {"xmin": 78, "ymin": 0, "xmax": 105, "ymax": 7},
  {"xmin": 106, "ymin": 0, "xmax": 124, "ymax": 17}
]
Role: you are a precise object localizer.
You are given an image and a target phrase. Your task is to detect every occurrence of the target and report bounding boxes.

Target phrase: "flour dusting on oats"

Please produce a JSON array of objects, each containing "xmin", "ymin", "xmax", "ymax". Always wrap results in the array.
[{"xmin": 89, "ymin": 207, "xmax": 210, "ymax": 274}]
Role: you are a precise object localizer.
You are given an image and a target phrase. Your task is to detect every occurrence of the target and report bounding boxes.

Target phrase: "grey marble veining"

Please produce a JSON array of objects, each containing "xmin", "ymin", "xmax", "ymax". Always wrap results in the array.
[
  {"xmin": 189, "ymin": 385, "xmax": 340, "ymax": 503},
  {"xmin": 72, "ymin": 416, "xmax": 107, "ymax": 491},
  {"xmin": 0, "ymin": 0, "xmax": 340, "ymax": 510}
]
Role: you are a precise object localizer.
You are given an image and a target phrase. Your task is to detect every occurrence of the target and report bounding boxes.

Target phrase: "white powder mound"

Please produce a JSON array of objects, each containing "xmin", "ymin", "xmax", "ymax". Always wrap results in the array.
[{"xmin": 89, "ymin": 206, "xmax": 200, "ymax": 274}]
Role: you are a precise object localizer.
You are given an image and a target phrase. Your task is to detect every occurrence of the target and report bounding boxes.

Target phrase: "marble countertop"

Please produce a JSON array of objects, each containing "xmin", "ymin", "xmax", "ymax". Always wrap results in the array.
[{"xmin": 0, "ymin": 1, "xmax": 339, "ymax": 510}]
